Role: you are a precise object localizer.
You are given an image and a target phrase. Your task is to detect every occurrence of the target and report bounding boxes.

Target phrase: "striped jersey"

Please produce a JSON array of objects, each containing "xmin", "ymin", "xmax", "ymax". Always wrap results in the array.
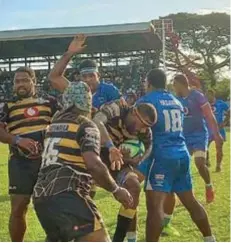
[
  {"xmin": 0, "ymin": 95, "xmax": 58, "ymax": 138},
  {"xmin": 93, "ymin": 100, "xmax": 152, "ymax": 150},
  {"xmin": 34, "ymin": 110, "xmax": 101, "ymax": 197}
]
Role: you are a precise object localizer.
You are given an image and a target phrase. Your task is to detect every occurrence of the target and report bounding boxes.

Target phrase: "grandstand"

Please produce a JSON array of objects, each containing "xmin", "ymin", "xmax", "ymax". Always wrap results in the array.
[{"xmin": 0, "ymin": 21, "xmax": 162, "ymax": 101}]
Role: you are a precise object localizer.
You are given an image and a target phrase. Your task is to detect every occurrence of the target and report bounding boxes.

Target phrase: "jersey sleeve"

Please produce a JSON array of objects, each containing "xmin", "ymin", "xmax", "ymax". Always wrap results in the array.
[
  {"xmin": 76, "ymin": 121, "xmax": 101, "ymax": 155},
  {"xmin": 194, "ymin": 90, "xmax": 208, "ymax": 108},
  {"xmin": 93, "ymin": 100, "xmax": 121, "ymax": 124},
  {"xmin": 106, "ymin": 84, "xmax": 121, "ymax": 102},
  {"xmin": 0, "ymin": 102, "xmax": 9, "ymax": 123}
]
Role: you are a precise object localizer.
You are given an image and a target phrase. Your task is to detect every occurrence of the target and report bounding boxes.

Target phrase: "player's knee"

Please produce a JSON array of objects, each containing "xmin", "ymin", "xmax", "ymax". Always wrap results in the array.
[
  {"xmin": 195, "ymin": 157, "xmax": 207, "ymax": 169},
  {"xmin": 124, "ymin": 176, "xmax": 140, "ymax": 207},
  {"xmin": 11, "ymin": 198, "xmax": 30, "ymax": 217}
]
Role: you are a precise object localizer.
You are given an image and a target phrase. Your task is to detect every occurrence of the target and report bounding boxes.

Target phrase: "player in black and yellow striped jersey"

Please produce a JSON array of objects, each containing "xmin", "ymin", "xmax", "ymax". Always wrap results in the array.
[
  {"xmin": 0, "ymin": 67, "xmax": 59, "ymax": 242},
  {"xmin": 33, "ymin": 81, "xmax": 133, "ymax": 242},
  {"xmin": 93, "ymin": 100, "xmax": 157, "ymax": 242}
]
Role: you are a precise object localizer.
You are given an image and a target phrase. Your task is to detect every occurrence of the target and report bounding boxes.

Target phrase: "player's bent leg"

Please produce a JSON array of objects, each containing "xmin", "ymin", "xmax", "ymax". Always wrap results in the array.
[
  {"xmin": 216, "ymin": 142, "xmax": 224, "ymax": 172},
  {"xmin": 145, "ymin": 190, "xmax": 168, "ymax": 242},
  {"xmin": 194, "ymin": 152, "xmax": 211, "ymax": 184},
  {"xmin": 113, "ymin": 169, "xmax": 141, "ymax": 242},
  {"xmin": 206, "ymin": 141, "xmax": 212, "ymax": 167},
  {"xmin": 194, "ymin": 151, "xmax": 214, "ymax": 203},
  {"xmin": 79, "ymin": 228, "xmax": 111, "ymax": 242},
  {"xmin": 127, "ymin": 213, "xmax": 137, "ymax": 242},
  {"xmin": 177, "ymin": 190, "xmax": 215, "ymax": 241},
  {"xmin": 9, "ymin": 194, "xmax": 30, "ymax": 242}
]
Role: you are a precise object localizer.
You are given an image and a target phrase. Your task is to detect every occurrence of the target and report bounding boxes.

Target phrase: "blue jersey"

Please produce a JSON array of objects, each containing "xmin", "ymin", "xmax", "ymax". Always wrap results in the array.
[
  {"xmin": 137, "ymin": 90, "xmax": 187, "ymax": 159},
  {"xmin": 177, "ymin": 90, "xmax": 208, "ymax": 135},
  {"xmin": 211, "ymin": 99, "xmax": 229, "ymax": 125},
  {"xmin": 93, "ymin": 82, "xmax": 121, "ymax": 109},
  {"xmin": 208, "ymin": 99, "xmax": 229, "ymax": 140}
]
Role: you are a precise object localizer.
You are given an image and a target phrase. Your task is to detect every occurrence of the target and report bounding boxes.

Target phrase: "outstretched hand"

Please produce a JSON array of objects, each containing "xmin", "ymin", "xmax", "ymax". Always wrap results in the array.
[{"xmin": 68, "ymin": 34, "xmax": 87, "ymax": 54}]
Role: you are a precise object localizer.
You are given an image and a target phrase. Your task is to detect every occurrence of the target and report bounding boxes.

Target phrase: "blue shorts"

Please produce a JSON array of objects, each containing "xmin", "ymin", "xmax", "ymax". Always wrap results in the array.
[
  {"xmin": 136, "ymin": 160, "xmax": 149, "ymax": 176},
  {"xmin": 185, "ymin": 133, "xmax": 208, "ymax": 152},
  {"xmin": 144, "ymin": 154, "xmax": 192, "ymax": 193}
]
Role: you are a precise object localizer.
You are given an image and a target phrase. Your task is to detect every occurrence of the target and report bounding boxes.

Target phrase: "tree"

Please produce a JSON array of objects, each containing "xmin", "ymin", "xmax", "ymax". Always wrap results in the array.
[
  {"xmin": 214, "ymin": 78, "xmax": 230, "ymax": 101},
  {"xmin": 160, "ymin": 12, "xmax": 230, "ymax": 86}
]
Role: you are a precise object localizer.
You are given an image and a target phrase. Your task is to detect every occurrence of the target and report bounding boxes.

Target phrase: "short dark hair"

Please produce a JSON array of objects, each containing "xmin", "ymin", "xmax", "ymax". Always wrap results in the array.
[
  {"xmin": 146, "ymin": 69, "xmax": 166, "ymax": 89},
  {"xmin": 174, "ymin": 74, "xmax": 189, "ymax": 87},
  {"xmin": 79, "ymin": 59, "xmax": 98, "ymax": 71},
  {"xmin": 15, "ymin": 67, "xmax": 36, "ymax": 83}
]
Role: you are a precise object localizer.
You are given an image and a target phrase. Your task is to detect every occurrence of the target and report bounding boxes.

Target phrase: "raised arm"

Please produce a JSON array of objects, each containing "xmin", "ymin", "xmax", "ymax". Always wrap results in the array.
[{"xmin": 48, "ymin": 34, "xmax": 87, "ymax": 92}]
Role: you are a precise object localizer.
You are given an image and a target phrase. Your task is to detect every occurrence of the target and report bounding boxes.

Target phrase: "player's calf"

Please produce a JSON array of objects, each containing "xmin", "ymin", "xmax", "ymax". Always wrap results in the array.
[
  {"xmin": 9, "ymin": 195, "xmax": 31, "ymax": 242},
  {"xmin": 194, "ymin": 153, "xmax": 214, "ymax": 203},
  {"xmin": 177, "ymin": 190, "xmax": 215, "ymax": 241},
  {"xmin": 113, "ymin": 171, "xmax": 141, "ymax": 242}
]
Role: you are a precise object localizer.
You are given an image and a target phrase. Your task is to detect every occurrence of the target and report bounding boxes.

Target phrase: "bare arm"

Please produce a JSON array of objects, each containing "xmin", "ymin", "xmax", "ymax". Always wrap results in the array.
[
  {"xmin": 0, "ymin": 122, "xmax": 14, "ymax": 144},
  {"xmin": 48, "ymin": 51, "xmax": 73, "ymax": 92},
  {"xmin": 93, "ymin": 110, "xmax": 124, "ymax": 170},
  {"xmin": 202, "ymin": 103, "xmax": 223, "ymax": 146},
  {"xmin": 48, "ymin": 34, "xmax": 87, "ymax": 92},
  {"xmin": 83, "ymin": 151, "xmax": 117, "ymax": 192}
]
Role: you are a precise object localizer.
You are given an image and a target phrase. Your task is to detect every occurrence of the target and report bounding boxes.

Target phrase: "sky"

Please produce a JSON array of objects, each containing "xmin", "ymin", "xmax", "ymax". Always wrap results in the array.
[{"xmin": 0, "ymin": 0, "xmax": 229, "ymax": 31}]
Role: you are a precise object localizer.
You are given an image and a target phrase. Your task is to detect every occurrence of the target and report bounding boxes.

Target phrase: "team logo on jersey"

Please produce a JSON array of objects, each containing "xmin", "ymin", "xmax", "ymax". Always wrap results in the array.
[
  {"xmin": 183, "ymin": 107, "xmax": 189, "ymax": 115},
  {"xmin": 24, "ymin": 107, "xmax": 39, "ymax": 118}
]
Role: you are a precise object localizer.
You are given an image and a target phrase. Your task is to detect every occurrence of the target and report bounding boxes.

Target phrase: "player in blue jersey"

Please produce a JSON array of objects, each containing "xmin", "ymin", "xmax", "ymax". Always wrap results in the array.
[
  {"xmin": 48, "ymin": 34, "xmax": 123, "ymax": 113},
  {"xmin": 206, "ymin": 89, "xmax": 230, "ymax": 171},
  {"xmin": 173, "ymin": 75, "xmax": 223, "ymax": 203},
  {"xmin": 136, "ymin": 69, "xmax": 215, "ymax": 242}
]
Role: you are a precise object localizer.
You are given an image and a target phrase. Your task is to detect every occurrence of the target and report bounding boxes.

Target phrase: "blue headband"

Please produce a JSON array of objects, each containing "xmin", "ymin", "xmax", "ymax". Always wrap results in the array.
[{"xmin": 80, "ymin": 67, "xmax": 98, "ymax": 74}]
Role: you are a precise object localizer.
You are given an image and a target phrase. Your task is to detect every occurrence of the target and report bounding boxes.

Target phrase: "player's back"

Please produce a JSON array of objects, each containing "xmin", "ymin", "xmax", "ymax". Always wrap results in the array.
[
  {"xmin": 138, "ymin": 90, "xmax": 187, "ymax": 159},
  {"xmin": 212, "ymin": 99, "xmax": 229, "ymax": 124}
]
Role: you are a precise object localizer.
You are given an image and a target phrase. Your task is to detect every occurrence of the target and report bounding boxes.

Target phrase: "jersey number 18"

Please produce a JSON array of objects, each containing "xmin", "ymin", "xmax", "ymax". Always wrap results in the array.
[{"xmin": 163, "ymin": 109, "xmax": 182, "ymax": 132}]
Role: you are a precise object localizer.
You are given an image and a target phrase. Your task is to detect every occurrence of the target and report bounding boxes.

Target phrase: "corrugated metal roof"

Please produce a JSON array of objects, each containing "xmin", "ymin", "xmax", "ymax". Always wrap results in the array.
[{"xmin": 0, "ymin": 22, "xmax": 153, "ymax": 41}]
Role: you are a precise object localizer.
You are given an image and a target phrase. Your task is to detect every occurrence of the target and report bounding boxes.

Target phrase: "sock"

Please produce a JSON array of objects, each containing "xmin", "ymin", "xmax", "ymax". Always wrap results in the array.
[
  {"xmin": 113, "ymin": 215, "xmax": 132, "ymax": 242},
  {"xmin": 162, "ymin": 214, "xmax": 172, "ymax": 227},
  {"xmin": 204, "ymin": 235, "xmax": 216, "ymax": 242},
  {"xmin": 126, "ymin": 232, "xmax": 137, "ymax": 242},
  {"xmin": 206, "ymin": 184, "xmax": 212, "ymax": 188}
]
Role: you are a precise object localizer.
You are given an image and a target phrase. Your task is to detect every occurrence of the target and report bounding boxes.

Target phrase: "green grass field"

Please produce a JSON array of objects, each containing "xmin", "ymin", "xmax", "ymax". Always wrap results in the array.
[{"xmin": 0, "ymin": 134, "xmax": 230, "ymax": 242}]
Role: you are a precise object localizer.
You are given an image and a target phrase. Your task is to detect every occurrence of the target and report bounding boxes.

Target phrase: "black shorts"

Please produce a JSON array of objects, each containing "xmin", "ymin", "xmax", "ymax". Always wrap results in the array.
[
  {"xmin": 33, "ymin": 191, "xmax": 104, "ymax": 241},
  {"xmin": 8, "ymin": 155, "xmax": 41, "ymax": 195}
]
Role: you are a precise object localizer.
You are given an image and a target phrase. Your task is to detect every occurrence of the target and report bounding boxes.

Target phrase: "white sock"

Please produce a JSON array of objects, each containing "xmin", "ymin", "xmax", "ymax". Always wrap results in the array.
[
  {"xmin": 127, "ymin": 231, "xmax": 137, "ymax": 242},
  {"xmin": 204, "ymin": 235, "xmax": 216, "ymax": 242}
]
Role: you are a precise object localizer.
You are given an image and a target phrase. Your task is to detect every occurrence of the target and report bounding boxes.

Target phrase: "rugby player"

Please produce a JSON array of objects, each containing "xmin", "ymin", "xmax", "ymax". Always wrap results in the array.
[
  {"xmin": 33, "ymin": 81, "xmax": 133, "ymax": 241},
  {"xmin": 0, "ymin": 67, "xmax": 59, "ymax": 241},
  {"xmin": 48, "ymin": 34, "xmax": 124, "ymax": 113},
  {"xmin": 206, "ymin": 89, "xmax": 230, "ymax": 171},
  {"xmin": 173, "ymin": 74, "xmax": 223, "ymax": 203},
  {"xmin": 136, "ymin": 69, "xmax": 215, "ymax": 242},
  {"xmin": 93, "ymin": 100, "xmax": 156, "ymax": 242}
]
